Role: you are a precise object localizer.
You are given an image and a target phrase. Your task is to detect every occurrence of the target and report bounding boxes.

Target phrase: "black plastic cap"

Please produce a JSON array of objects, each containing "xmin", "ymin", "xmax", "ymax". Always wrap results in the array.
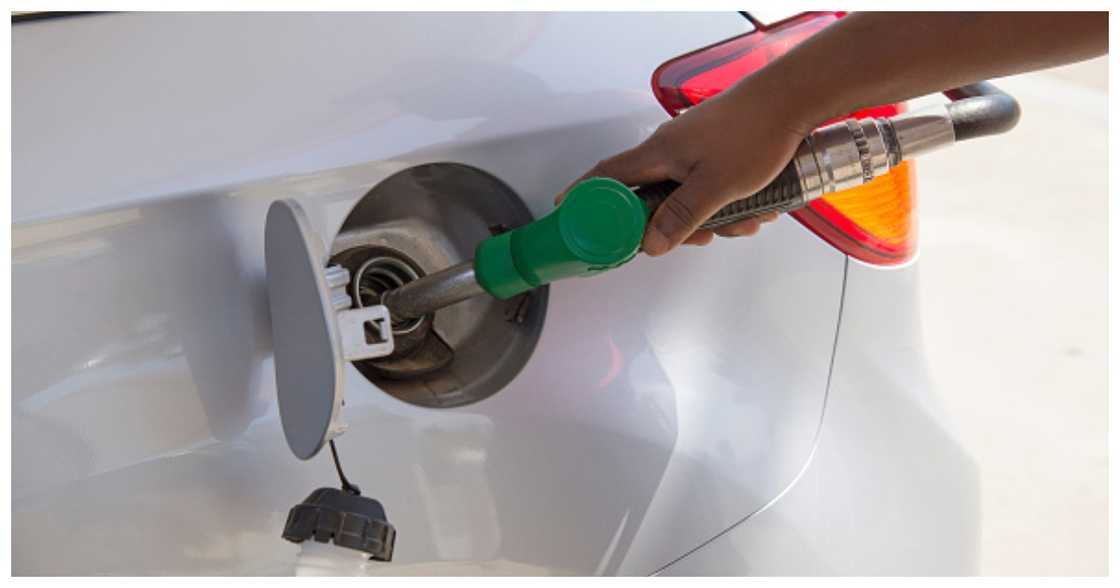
[{"xmin": 282, "ymin": 487, "xmax": 396, "ymax": 561}]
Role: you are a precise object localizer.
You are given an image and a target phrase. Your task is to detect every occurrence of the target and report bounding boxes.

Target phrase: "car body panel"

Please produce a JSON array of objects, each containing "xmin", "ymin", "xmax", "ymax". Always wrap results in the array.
[
  {"xmin": 658, "ymin": 259, "xmax": 980, "ymax": 575},
  {"xmin": 12, "ymin": 12, "xmax": 854, "ymax": 575}
]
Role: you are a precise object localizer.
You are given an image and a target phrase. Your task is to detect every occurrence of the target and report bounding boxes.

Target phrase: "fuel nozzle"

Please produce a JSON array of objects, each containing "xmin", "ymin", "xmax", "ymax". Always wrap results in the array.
[
  {"xmin": 379, "ymin": 82, "xmax": 1020, "ymax": 321},
  {"xmin": 380, "ymin": 177, "xmax": 648, "ymax": 319}
]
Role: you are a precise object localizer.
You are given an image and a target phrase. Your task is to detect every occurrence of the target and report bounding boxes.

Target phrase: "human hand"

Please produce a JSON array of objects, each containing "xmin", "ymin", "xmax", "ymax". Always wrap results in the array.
[{"xmin": 556, "ymin": 74, "xmax": 818, "ymax": 256}]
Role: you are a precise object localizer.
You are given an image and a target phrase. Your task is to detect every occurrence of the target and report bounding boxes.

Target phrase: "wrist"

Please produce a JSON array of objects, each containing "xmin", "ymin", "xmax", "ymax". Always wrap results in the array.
[{"xmin": 739, "ymin": 57, "xmax": 852, "ymax": 136}]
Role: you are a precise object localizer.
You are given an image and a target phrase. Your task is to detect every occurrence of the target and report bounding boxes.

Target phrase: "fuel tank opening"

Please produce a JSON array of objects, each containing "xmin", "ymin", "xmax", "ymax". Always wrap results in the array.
[
  {"xmin": 332, "ymin": 246, "xmax": 427, "ymax": 336},
  {"xmin": 330, "ymin": 245, "xmax": 455, "ymax": 381},
  {"xmin": 328, "ymin": 163, "xmax": 548, "ymax": 408}
]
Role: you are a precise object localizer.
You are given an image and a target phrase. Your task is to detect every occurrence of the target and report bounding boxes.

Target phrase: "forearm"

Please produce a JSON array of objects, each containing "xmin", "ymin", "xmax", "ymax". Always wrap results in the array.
[
  {"xmin": 738, "ymin": 12, "xmax": 1108, "ymax": 131},
  {"xmin": 576, "ymin": 11, "xmax": 1107, "ymax": 254}
]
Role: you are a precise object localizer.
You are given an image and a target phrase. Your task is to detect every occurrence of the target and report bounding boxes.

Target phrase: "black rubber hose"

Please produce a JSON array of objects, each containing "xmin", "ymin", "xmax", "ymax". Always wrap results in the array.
[
  {"xmin": 634, "ymin": 160, "xmax": 804, "ymax": 231},
  {"xmin": 943, "ymin": 82, "xmax": 1021, "ymax": 141}
]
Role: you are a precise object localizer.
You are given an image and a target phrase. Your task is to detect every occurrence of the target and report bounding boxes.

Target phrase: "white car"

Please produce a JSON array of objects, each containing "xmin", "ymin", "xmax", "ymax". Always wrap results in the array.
[{"xmin": 12, "ymin": 12, "xmax": 978, "ymax": 575}]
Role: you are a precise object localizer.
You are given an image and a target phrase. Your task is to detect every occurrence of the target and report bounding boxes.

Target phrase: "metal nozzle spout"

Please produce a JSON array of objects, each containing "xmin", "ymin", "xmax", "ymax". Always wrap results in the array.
[{"xmin": 379, "ymin": 260, "xmax": 485, "ymax": 321}]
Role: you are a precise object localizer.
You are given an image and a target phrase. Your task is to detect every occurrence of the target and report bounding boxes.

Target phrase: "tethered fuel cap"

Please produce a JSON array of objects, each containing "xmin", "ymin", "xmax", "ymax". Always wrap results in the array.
[{"xmin": 282, "ymin": 487, "xmax": 396, "ymax": 561}]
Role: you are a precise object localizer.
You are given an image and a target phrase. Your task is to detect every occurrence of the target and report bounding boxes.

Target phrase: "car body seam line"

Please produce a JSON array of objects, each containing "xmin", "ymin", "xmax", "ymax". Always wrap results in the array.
[{"xmin": 648, "ymin": 254, "xmax": 850, "ymax": 576}]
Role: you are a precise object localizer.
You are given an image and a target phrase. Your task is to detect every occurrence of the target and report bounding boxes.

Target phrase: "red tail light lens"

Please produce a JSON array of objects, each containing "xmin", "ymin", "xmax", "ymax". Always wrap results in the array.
[{"xmin": 650, "ymin": 12, "xmax": 916, "ymax": 265}]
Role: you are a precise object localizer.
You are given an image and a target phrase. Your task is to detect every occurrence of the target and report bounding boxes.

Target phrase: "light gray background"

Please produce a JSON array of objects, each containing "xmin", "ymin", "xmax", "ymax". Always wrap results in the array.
[{"xmin": 912, "ymin": 56, "xmax": 1107, "ymax": 576}]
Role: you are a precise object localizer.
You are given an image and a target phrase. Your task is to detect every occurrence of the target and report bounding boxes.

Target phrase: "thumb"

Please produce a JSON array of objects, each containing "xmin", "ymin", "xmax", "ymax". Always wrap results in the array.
[{"xmin": 642, "ymin": 172, "xmax": 729, "ymax": 256}]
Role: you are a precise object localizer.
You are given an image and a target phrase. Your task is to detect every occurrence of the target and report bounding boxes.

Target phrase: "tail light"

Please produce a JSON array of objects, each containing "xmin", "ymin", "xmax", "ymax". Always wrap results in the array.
[{"xmin": 650, "ymin": 12, "xmax": 916, "ymax": 265}]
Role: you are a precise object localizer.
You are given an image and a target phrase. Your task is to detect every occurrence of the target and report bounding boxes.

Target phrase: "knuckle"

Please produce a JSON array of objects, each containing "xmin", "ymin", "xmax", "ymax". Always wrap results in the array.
[
  {"xmin": 647, "ymin": 128, "xmax": 671, "ymax": 149},
  {"xmin": 650, "ymin": 127, "xmax": 684, "ymax": 158},
  {"xmin": 589, "ymin": 158, "xmax": 611, "ymax": 176},
  {"xmin": 653, "ymin": 118, "xmax": 677, "ymax": 137}
]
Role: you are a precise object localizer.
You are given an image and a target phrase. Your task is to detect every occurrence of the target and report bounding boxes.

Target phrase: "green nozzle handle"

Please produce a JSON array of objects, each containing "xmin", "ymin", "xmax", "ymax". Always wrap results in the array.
[{"xmin": 474, "ymin": 177, "xmax": 649, "ymax": 299}]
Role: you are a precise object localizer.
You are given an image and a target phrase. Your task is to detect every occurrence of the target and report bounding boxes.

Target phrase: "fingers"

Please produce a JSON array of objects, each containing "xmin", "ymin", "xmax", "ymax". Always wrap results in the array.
[
  {"xmin": 714, "ymin": 218, "xmax": 764, "ymax": 238},
  {"xmin": 712, "ymin": 212, "xmax": 780, "ymax": 238},
  {"xmin": 555, "ymin": 140, "xmax": 675, "ymax": 204},
  {"xmin": 670, "ymin": 211, "xmax": 780, "ymax": 252},
  {"xmin": 683, "ymin": 229, "xmax": 715, "ymax": 246},
  {"xmin": 642, "ymin": 172, "xmax": 729, "ymax": 256}
]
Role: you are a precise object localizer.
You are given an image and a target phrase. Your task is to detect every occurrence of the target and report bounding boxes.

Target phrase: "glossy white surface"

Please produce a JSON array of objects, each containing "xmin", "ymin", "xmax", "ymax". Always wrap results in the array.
[
  {"xmin": 14, "ymin": 12, "xmax": 871, "ymax": 575},
  {"xmin": 659, "ymin": 259, "xmax": 980, "ymax": 575},
  {"xmin": 13, "ymin": 12, "xmax": 738, "ymax": 224}
]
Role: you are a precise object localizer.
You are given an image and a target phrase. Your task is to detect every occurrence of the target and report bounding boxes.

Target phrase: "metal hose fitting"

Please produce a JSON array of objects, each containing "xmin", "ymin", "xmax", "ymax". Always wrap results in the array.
[{"xmin": 793, "ymin": 116, "xmax": 894, "ymax": 201}]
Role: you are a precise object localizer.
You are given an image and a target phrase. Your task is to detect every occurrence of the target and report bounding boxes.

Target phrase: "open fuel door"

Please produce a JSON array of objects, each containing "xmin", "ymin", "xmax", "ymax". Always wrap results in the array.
[
  {"xmin": 264, "ymin": 198, "xmax": 395, "ymax": 461},
  {"xmin": 266, "ymin": 198, "xmax": 399, "ymax": 563}
]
